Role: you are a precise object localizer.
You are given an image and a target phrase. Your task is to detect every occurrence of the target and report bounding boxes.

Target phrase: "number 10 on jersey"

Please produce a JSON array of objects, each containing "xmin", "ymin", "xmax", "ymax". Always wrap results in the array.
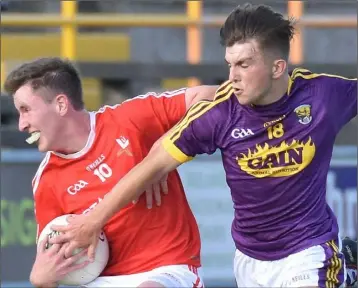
[{"xmin": 94, "ymin": 163, "xmax": 113, "ymax": 182}]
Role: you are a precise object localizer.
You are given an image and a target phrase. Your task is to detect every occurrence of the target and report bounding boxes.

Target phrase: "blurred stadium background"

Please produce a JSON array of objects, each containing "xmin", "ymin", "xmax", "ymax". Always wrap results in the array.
[{"xmin": 0, "ymin": 1, "xmax": 356, "ymax": 287}]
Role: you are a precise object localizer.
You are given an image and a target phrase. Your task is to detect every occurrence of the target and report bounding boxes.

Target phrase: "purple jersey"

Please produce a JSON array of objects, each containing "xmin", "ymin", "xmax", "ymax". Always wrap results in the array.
[{"xmin": 163, "ymin": 68, "xmax": 357, "ymax": 261}]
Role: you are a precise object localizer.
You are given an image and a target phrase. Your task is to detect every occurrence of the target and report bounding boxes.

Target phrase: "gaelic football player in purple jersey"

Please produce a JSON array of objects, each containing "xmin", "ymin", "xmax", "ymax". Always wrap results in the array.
[{"xmin": 51, "ymin": 3, "xmax": 357, "ymax": 287}]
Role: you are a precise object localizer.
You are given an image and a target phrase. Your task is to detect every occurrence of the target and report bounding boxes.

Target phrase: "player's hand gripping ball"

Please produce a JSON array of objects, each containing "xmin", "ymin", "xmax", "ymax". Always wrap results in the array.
[{"xmin": 37, "ymin": 214, "xmax": 109, "ymax": 286}]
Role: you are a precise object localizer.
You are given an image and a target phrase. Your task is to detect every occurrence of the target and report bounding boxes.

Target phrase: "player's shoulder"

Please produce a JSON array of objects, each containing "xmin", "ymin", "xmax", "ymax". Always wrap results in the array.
[
  {"xmin": 202, "ymin": 80, "xmax": 235, "ymax": 115},
  {"xmin": 171, "ymin": 81, "xmax": 234, "ymax": 132},
  {"xmin": 124, "ymin": 89, "xmax": 187, "ymax": 113},
  {"xmin": 93, "ymin": 103, "xmax": 134, "ymax": 131},
  {"xmin": 214, "ymin": 80, "xmax": 234, "ymax": 99},
  {"xmin": 197, "ymin": 80, "xmax": 235, "ymax": 110},
  {"xmin": 289, "ymin": 68, "xmax": 356, "ymax": 93},
  {"xmin": 95, "ymin": 103, "xmax": 122, "ymax": 119},
  {"xmin": 94, "ymin": 89, "xmax": 186, "ymax": 117},
  {"xmin": 290, "ymin": 67, "xmax": 356, "ymax": 81},
  {"xmin": 183, "ymin": 80, "xmax": 234, "ymax": 120}
]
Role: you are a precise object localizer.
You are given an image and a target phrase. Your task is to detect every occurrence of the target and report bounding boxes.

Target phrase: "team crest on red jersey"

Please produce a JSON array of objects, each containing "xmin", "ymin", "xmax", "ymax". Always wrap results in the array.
[{"xmin": 116, "ymin": 136, "xmax": 133, "ymax": 156}]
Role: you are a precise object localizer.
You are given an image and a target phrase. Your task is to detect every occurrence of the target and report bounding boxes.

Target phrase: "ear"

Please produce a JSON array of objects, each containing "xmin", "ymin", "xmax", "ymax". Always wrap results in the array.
[
  {"xmin": 272, "ymin": 59, "xmax": 287, "ymax": 79},
  {"xmin": 54, "ymin": 94, "xmax": 69, "ymax": 116}
]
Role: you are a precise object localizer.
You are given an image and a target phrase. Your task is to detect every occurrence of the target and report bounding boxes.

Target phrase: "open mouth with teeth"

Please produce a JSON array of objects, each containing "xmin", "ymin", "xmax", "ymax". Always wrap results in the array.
[{"xmin": 26, "ymin": 131, "xmax": 41, "ymax": 144}]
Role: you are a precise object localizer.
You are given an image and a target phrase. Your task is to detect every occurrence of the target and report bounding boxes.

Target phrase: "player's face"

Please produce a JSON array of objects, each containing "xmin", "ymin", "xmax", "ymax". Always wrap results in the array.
[
  {"xmin": 225, "ymin": 39, "xmax": 274, "ymax": 105},
  {"xmin": 13, "ymin": 84, "xmax": 63, "ymax": 152}
]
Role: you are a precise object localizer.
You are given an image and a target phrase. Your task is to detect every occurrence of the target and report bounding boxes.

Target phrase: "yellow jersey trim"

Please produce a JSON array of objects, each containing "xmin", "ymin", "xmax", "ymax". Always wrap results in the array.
[
  {"xmin": 288, "ymin": 68, "xmax": 357, "ymax": 95},
  {"xmin": 162, "ymin": 137, "xmax": 193, "ymax": 164}
]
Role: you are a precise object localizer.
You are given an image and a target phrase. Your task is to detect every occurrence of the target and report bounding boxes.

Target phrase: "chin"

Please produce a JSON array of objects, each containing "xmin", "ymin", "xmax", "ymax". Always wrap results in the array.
[
  {"xmin": 37, "ymin": 140, "xmax": 51, "ymax": 153},
  {"xmin": 37, "ymin": 145, "xmax": 49, "ymax": 153},
  {"xmin": 237, "ymin": 97, "xmax": 254, "ymax": 106}
]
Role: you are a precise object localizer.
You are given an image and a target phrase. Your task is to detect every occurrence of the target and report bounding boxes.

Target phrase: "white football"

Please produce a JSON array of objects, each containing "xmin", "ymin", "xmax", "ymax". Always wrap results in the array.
[{"xmin": 37, "ymin": 214, "xmax": 109, "ymax": 286}]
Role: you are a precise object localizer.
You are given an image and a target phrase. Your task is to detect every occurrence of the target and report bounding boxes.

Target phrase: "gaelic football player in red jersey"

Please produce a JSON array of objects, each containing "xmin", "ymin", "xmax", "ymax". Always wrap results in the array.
[{"xmin": 4, "ymin": 57, "xmax": 219, "ymax": 287}]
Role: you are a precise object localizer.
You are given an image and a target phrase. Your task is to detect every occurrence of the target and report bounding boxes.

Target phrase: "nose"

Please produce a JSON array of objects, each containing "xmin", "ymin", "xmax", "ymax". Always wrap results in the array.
[
  {"xmin": 229, "ymin": 67, "xmax": 240, "ymax": 83},
  {"xmin": 18, "ymin": 114, "xmax": 29, "ymax": 132}
]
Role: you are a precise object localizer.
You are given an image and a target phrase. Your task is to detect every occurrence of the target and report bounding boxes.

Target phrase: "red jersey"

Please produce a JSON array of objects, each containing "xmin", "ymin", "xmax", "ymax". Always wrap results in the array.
[{"xmin": 32, "ymin": 89, "xmax": 201, "ymax": 275}]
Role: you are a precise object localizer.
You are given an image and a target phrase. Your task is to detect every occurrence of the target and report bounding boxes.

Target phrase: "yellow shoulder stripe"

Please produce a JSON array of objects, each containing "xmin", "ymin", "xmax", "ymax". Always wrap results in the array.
[
  {"xmin": 292, "ymin": 68, "xmax": 357, "ymax": 81},
  {"xmin": 288, "ymin": 68, "xmax": 356, "ymax": 95},
  {"xmin": 168, "ymin": 81, "xmax": 234, "ymax": 143},
  {"xmin": 214, "ymin": 80, "xmax": 232, "ymax": 99}
]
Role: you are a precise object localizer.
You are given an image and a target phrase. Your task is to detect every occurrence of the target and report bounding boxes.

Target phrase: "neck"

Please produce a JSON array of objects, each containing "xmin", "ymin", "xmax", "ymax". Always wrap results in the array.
[
  {"xmin": 253, "ymin": 74, "xmax": 290, "ymax": 106},
  {"xmin": 56, "ymin": 110, "xmax": 91, "ymax": 154}
]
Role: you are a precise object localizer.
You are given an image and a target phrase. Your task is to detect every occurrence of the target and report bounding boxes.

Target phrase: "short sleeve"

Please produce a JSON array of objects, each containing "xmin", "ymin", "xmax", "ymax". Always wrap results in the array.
[
  {"xmin": 33, "ymin": 172, "xmax": 63, "ymax": 242},
  {"xmin": 104, "ymin": 89, "xmax": 187, "ymax": 140},
  {"xmin": 162, "ymin": 81, "xmax": 234, "ymax": 163}
]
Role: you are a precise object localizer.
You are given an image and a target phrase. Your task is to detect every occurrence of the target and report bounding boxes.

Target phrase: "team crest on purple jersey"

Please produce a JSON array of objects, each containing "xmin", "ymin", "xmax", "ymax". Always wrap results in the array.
[{"xmin": 294, "ymin": 104, "xmax": 313, "ymax": 125}]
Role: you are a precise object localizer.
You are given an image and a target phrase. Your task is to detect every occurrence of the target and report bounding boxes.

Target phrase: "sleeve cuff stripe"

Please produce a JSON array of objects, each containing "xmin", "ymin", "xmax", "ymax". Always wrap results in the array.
[{"xmin": 162, "ymin": 137, "xmax": 193, "ymax": 163}]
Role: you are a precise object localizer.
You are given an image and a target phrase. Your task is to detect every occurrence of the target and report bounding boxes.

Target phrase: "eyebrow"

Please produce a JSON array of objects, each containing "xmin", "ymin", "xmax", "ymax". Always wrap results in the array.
[
  {"xmin": 225, "ymin": 57, "xmax": 253, "ymax": 64},
  {"xmin": 17, "ymin": 103, "xmax": 29, "ymax": 111}
]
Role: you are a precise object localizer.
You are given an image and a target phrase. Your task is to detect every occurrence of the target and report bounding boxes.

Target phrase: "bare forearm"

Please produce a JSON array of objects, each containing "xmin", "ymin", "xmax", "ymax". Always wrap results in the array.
[{"xmin": 150, "ymin": 125, "xmax": 177, "ymax": 153}]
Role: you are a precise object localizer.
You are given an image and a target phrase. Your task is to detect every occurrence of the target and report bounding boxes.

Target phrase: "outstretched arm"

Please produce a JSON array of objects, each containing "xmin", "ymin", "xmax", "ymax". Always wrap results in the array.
[
  {"xmin": 50, "ymin": 143, "xmax": 181, "ymax": 259},
  {"xmin": 93, "ymin": 143, "xmax": 180, "ymax": 225}
]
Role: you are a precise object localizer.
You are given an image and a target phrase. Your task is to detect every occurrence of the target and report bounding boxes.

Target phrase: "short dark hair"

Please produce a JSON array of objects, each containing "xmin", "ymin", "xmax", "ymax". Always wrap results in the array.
[
  {"xmin": 220, "ymin": 3, "xmax": 295, "ymax": 59},
  {"xmin": 4, "ymin": 57, "xmax": 84, "ymax": 110}
]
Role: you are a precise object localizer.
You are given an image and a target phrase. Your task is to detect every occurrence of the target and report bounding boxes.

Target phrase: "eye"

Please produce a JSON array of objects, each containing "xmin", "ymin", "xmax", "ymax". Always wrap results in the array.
[
  {"xmin": 241, "ymin": 63, "xmax": 249, "ymax": 69},
  {"xmin": 20, "ymin": 106, "xmax": 30, "ymax": 113}
]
